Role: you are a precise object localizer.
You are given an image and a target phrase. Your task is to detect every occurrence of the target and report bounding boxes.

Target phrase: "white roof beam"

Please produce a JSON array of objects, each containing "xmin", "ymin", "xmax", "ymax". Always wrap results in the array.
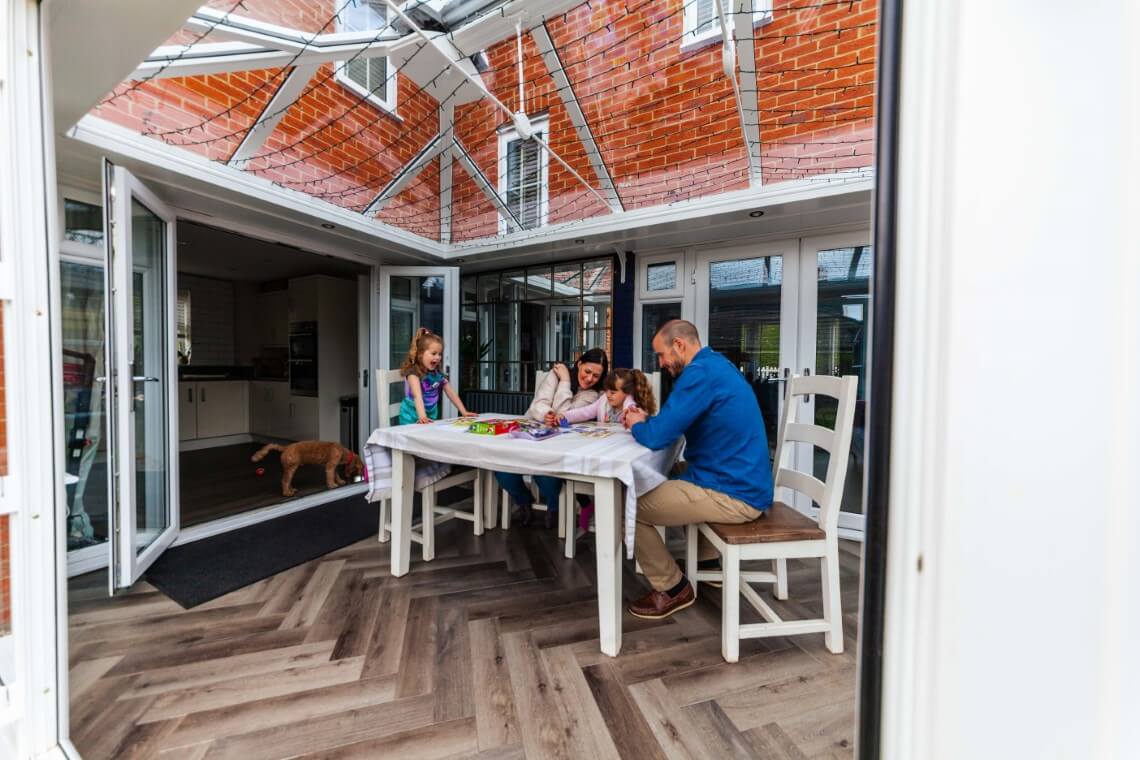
[
  {"xmin": 130, "ymin": 37, "xmax": 408, "ymax": 80},
  {"xmin": 364, "ymin": 131, "xmax": 450, "ymax": 215},
  {"xmin": 720, "ymin": 0, "xmax": 763, "ymax": 185},
  {"xmin": 451, "ymin": 139, "xmax": 522, "ymax": 230},
  {"xmin": 530, "ymin": 23, "xmax": 623, "ymax": 212},
  {"xmin": 229, "ymin": 63, "xmax": 320, "ymax": 167},
  {"xmin": 439, "ymin": 102, "xmax": 455, "ymax": 244}
]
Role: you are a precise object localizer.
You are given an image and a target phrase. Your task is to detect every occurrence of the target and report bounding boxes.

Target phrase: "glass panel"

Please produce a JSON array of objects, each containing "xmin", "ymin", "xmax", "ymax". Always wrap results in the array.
[
  {"xmin": 64, "ymin": 199, "xmax": 104, "ymax": 246},
  {"xmin": 551, "ymin": 306, "xmax": 580, "ymax": 362},
  {"xmin": 641, "ymin": 301, "xmax": 683, "ymax": 403},
  {"xmin": 707, "ymin": 256, "xmax": 782, "ymax": 460},
  {"xmin": 813, "ymin": 246, "xmax": 871, "ymax": 515},
  {"xmin": 582, "ymin": 259, "xmax": 612, "ymax": 295},
  {"xmin": 524, "ymin": 266, "xmax": 553, "ymax": 299},
  {"xmin": 61, "ymin": 261, "xmax": 110, "ymax": 551},
  {"xmin": 462, "ymin": 275, "xmax": 477, "ymax": 304},
  {"xmin": 553, "ymin": 262, "xmax": 582, "ymax": 296},
  {"xmin": 130, "ymin": 199, "xmax": 171, "ymax": 554},
  {"xmin": 646, "ymin": 262, "xmax": 677, "ymax": 292},
  {"xmin": 477, "ymin": 272, "xmax": 500, "ymax": 303},
  {"xmin": 501, "ymin": 269, "xmax": 525, "ymax": 302},
  {"xmin": 388, "ymin": 275, "xmax": 445, "ymax": 368}
]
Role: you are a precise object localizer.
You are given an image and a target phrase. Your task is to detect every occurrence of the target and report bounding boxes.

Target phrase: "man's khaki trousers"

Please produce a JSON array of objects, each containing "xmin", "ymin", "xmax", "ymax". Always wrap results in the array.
[{"xmin": 635, "ymin": 478, "xmax": 761, "ymax": 591}]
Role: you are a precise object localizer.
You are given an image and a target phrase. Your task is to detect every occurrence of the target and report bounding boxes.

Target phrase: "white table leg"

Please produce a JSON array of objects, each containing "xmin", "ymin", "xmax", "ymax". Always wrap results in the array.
[
  {"xmin": 390, "ymin": 449, "xmax": 414, "ymax": 577},
  {"xmin": 594, "ymin": 478, "xmax": 623, "ymax": 657},
  {"xmin": 483, "ymin": 469, "xmax": 498, "ymax": 529}
]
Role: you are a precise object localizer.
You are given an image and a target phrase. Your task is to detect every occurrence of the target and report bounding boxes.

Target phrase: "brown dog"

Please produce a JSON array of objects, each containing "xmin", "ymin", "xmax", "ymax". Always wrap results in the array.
[{"xmin": 251, "ymin": 441, "xmax": 364, "ymax": 498}]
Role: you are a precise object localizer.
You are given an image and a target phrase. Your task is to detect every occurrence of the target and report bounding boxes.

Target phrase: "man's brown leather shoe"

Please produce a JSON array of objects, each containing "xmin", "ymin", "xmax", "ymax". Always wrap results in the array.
[{"xmin": 628, "ymin": 582, "xmax": 696, "ymax": 620}]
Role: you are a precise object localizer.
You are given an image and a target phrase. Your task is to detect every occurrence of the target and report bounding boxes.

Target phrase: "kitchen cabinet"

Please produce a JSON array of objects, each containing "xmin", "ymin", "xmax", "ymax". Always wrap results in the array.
[
  {"xmin": 178, "ymin": 381, "xmax": 249, "ymax": 443},
  {"xmin": 179, "ymin": 383, "xmax": 197, "ymax": 441},
  {"xmin": 194, "ymin": 381, "xmax": 249, "ymax": 438},
  {"xmin": 250, "ymin": 382, "xmax": 317, "ymax": 441},
  {"xmin": 259, "ymin": 290, "xmax": 288, "ymax": 346},
  {"xmin": 287, "ymin": 277, "xmax": 319, "ymax": 323}
]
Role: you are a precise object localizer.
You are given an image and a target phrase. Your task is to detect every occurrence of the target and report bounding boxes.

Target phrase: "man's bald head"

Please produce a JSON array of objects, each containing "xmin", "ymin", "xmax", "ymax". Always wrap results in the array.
[
  {"xmin": 652, "ymin": 320, "xmax": 703, "ymax": 377},
  {"xmin": 656, "ymin": 319, "xmax": 701, "ymax": 347}
]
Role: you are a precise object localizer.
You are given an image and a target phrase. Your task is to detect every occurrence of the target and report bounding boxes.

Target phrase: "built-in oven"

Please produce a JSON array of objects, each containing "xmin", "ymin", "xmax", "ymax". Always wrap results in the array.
[{"xmin": 288, "ymin": 321, "xmax": 318, "ymax": 396}]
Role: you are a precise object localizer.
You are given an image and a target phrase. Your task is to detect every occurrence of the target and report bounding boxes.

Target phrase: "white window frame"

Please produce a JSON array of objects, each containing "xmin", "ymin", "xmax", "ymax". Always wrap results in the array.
[
  {"xmin": 334, "ymin": 0, "xmax": 398, "ymax": 115},
  {"xmin": 682, "ymin": 0, "xmax": 774, "ymax": 53},
  {"xmin": 497, "ymin": 116, "xmax": 550, "ymax": 235},
  {"xmin": 638, "ymin": 250, "xmax": 688, "ymax": 300}
]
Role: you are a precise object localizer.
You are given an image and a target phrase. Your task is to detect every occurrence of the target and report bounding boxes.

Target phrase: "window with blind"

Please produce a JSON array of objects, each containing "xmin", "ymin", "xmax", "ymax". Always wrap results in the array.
[
  {"xmin": 336, "ymin": 0, "xmax": 396, "ymax": 112},
  {"xmin": 498, "ymin": 118, "xmax": 548, "ymax": 233},
  {"xmin": 682, "ymin": 0, "xmax": 774, "ymax": 51}
]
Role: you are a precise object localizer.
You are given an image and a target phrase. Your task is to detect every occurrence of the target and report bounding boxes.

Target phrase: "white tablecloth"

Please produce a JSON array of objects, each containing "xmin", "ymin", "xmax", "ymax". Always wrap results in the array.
[{"xmin": 364, "ymin": 416, "xmax": 682, "ymax": 558}]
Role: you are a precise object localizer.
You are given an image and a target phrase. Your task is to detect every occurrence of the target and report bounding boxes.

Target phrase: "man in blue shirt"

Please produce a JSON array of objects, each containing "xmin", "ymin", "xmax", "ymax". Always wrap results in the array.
[{"xmin": 622, "ymin": 319, "xmax": 773, "ymax": 619}]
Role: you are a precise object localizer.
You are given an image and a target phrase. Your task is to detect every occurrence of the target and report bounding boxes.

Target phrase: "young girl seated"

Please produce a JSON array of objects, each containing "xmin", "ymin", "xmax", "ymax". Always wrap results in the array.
[
  {"xmin": 398, "ymin": 327, "xmax": 476, "ymax": 424},
  {"xmin": 545, "ymin": 367, "xmax": 657, "ymax": 426},
  {"xmin": 545, "ymin": 369, "xmax": 658, "ymax": 537}
]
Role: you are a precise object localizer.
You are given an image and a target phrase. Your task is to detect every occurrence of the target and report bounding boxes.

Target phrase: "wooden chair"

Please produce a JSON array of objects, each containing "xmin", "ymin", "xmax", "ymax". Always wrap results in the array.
[
  {"xmin": 687, "ymin": 374, "xmax": 858, "ymax": 662},
  {"xmin": 562, "ymin": 371, "xmax": 662, "ymax": 559},
  {"xmin": 374, "ymin": 368, "xmax": 484, "ymax": 561}
]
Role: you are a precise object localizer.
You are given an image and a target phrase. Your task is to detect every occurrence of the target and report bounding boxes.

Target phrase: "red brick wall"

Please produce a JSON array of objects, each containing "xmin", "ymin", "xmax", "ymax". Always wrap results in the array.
[
  {"xmin": 96, "ymin": 0, "xmax": 442, "ymax": 239},
  {"xmin": 450, "ymin": 0, "xmax": 875, "ymax": 241},
  {"xmin": 92, "ymin": 0, "xmax": 874, "ymax": 243}
]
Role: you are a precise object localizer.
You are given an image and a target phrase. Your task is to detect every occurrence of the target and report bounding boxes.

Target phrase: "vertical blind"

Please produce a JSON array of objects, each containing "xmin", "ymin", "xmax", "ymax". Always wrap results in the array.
[{"xmin": 505, "ymin": 131, "xmax": 543, "ymax": 231}]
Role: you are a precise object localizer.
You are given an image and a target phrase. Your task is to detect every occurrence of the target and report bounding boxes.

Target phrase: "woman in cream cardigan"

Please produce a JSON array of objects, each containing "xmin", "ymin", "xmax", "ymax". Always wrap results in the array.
[{"xmin": 495, "ymin": 347, "xmax": 609, "ymax": 527}]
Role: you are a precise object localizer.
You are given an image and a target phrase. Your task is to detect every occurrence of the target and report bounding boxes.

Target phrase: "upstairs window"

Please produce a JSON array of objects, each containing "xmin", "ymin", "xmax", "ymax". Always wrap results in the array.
[
  {"xmin": 336, "ymin": 0, "xmax": 397, "ymax": 113},
  {"xmin": 682, "ymin": 0, "xmax": 773, "ymax": 52},
  {"xmin": 498, "ymin": 117, "xmax": 549, "ymax": 233}
]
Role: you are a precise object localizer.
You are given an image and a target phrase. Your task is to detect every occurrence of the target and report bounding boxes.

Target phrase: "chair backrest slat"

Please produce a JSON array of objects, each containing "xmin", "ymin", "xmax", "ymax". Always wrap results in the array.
[
  {"xmin": 771, "ymin": 374, "xmax": 859, "ymax": 533},
  {"xmin": 783, "ymin": 422, "xmax": 834, "ymax": 453},
  {"xmin": 375, "ymin": 368, "xmax": 406, "ymax": 429},
  {"xmin": 774, "ymin": 468, "xmax": 828, "ymax": 506}
]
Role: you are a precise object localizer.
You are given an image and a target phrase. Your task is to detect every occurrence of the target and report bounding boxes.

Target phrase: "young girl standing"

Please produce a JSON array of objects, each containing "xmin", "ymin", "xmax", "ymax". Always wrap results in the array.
[
  {"xmin": 545, "ymin": 368, "xmax": 657, "ymax": 426},
  {"xmin": 398, "ymin": 328, "xmax": 476, "ymax": 424}
]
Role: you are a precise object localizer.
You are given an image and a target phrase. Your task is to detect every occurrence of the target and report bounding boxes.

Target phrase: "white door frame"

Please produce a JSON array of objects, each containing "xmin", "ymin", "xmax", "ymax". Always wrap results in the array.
[
  {"xmin": 378, "ymin": 266, "xmax": 460, "ymax": 416},
  {"xmin": 105, "ymin": 162, "xmax": 181, "ymax": 589},
  {"xmin": 798, "ymin": 231, "xmax": 872, "ymax": 535}
]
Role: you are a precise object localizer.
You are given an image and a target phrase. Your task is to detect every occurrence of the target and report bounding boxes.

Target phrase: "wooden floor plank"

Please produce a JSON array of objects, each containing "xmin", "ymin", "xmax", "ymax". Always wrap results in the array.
[
  {"xmin": 294, "ymin": 716, "xmax": 479, "ymax": 760},
  {"xmin": 68, "ymin": 534, "xmax": 862, "ymax": 760},
  {"xmin": 200, "ymin": 694, "xmax": 435, "ymax": 760},
  {"xmin": 469, "ymin": 618, "xmax": 520, "ymax": 752},
  {"xmin": 161, "ymin": 676, "xmax": 398, "ymax": 750}
]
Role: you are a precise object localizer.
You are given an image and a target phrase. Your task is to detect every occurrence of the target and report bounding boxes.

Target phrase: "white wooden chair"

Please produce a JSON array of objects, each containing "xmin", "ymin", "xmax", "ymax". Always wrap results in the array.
[
  {"xmin": 687, "ymin": 374, "xmax": 858, "ymax": 663},
  {"xmin": 562, "ymin": 371, "xmax": 662, "ymax": 559},
  {"xmin": 374, "ymin": 368, "xmax": 484, "ymax": 561}
]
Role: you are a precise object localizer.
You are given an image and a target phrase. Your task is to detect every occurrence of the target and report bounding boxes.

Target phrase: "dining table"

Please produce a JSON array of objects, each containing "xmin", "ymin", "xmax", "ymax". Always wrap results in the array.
[{"xmin": 365, "ymin": 415, "xmax": 681, "ymax": 657}]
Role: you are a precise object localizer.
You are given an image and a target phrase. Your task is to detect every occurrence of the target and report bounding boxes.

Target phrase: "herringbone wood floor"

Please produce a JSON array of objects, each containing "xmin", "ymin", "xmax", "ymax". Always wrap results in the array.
[{"xmin": 68, "ymin": 506, "xmax": 861, "ymax": 759}]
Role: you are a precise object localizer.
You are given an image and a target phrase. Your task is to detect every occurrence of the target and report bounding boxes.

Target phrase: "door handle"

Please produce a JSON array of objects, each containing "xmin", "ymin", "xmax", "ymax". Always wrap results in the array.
[
  {"xmin": 132, "ymin": 376, "xmax": 160, "ymax": 383},
  {"xmin": 187, "ymin": 387, "xmax": 193, "ymax": 403},
  {"xmin": 200, "ymin": 388, "xmax": 206, "ymax": 403}
]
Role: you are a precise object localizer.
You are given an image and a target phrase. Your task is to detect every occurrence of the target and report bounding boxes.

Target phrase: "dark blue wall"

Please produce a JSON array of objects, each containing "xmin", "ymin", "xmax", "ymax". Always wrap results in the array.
[{"xmin": 611, "ymin": 251, "xmax": 635, "ymax": 369}]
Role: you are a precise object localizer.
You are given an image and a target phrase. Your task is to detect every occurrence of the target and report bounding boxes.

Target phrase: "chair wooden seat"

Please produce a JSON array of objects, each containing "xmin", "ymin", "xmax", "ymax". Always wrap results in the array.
[{"xmin": 708, "ymin": 502, "xmax": 825, "ymax": 544}]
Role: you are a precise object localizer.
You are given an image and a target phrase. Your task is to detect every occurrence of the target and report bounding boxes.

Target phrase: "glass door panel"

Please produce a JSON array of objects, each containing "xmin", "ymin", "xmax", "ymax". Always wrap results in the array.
[
  {"xmin": 61, "ymin": 262, "xmax": 110, "ymax": 551},
  {"xmin": 705, "ymin": 253, "xmax": 792, "ymax": 462},
  {"xmin": 104, "ymin": 160, "xmax": 179, "ymax": 591},
  {"xmin": 379, "ymin": 267, "xmax": 459, "ymax": 416},
  {"xmin": 811, "ymin": 245, "xmax": 871, "ymax": 521}
]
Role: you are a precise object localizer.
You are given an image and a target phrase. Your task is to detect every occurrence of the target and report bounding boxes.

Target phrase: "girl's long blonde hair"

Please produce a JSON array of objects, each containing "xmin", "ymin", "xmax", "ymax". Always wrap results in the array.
[
  {"xmin": 400, "ymin": 327, "xmax": 443, "ymax": 377},
  {"xmin": 606, "ymin": 368, "xmax": 657, "ymax": 415}
]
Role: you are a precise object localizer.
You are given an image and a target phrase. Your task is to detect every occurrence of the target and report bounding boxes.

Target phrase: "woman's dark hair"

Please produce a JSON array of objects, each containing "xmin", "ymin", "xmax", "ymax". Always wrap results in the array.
[{"xmin": 569, "ymin": 347, "xmax": 609, "ymax": 393}]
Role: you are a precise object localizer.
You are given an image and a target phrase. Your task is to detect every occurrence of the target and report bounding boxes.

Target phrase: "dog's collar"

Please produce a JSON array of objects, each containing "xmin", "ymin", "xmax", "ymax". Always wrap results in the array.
[{"xmin": 344, "ymin": 451, "xmax": 355, "ymax": 465}]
